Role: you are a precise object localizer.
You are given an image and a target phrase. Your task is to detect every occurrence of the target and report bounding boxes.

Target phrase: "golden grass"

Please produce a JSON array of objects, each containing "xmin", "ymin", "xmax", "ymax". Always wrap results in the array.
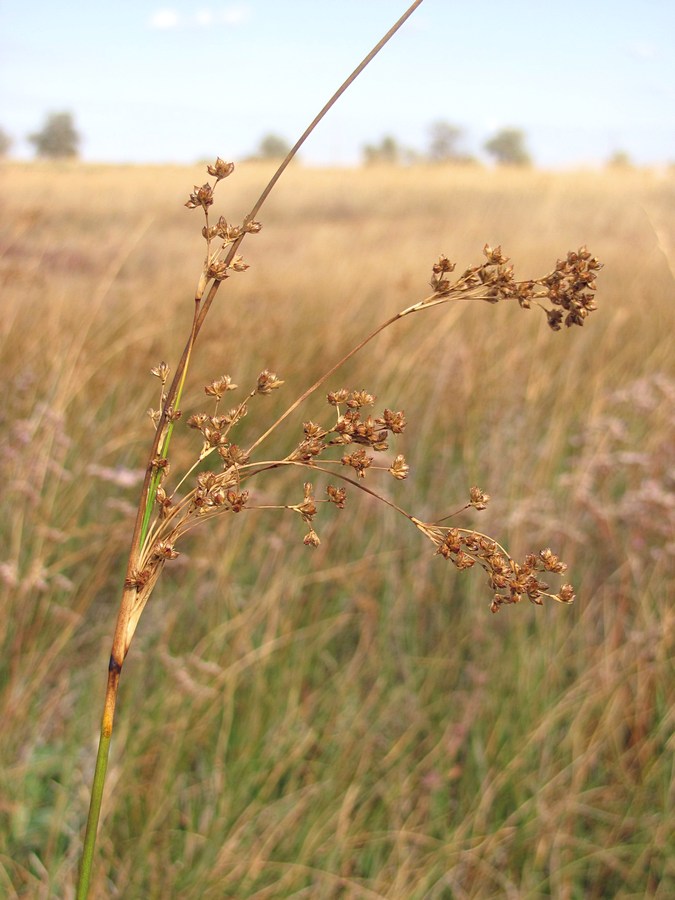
[{"xmin": 1, "ymin": 160, "xmax": 673, "ymax": 898}]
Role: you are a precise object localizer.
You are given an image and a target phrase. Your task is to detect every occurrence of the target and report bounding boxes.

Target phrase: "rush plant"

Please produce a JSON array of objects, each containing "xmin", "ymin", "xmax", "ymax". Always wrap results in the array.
[{"xmin": 75, "ymin": 2, "xmax": 601, "ymax": 896}]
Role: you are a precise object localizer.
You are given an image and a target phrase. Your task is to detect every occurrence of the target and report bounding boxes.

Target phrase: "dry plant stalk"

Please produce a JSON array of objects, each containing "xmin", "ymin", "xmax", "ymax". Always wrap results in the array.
[{"xmin": 76, "ymin": 1, "xmax": 601, "ymax": 896}]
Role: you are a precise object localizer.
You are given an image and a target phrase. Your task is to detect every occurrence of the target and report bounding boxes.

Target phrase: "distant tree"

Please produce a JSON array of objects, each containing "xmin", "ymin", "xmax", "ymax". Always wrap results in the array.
[
  {"xmin": 29, "ymin": 112, "xmax": 80, "ymax": 159},
  {"xmin": 0, "ymin": 127, "xmax": 12, "ymax": 158},
  {"xmin": 484, "ymin": 128, "xmax": 531, "ymax": 166},
  {"xmin": 256, "ymin": 133, "xmax": 292, "ymax": 160},
  {"xmin": 427, "ymin": 121, "xmax": 464, "ymax": 162},
  {"xmin": 362, "ymin": 135, "xmax": 402, "ymax": 165},
  {"xmin": 607, "ymin": 150, "xmax": 632, "ymax": 169}
]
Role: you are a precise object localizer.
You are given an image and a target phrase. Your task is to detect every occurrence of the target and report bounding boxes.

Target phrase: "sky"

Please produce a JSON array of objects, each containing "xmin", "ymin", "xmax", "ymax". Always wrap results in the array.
[{"xmin": 1, "ymin": 0, "xmax": 674, "ymax": 168}]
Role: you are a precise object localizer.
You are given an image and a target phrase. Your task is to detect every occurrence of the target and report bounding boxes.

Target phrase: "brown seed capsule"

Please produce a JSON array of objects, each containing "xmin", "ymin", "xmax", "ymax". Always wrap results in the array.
[
  {"xmin": 206, "ymin": 158, "xmax": 235, "ymax": 180},
  {"xmin": 256, "ymin": 370, "xmax": 284, "ymax": 394},
  {"xmin": 389, "ymin": 454, "xmax": 409, "ymax": 480},
  {"xmin": 185, "ymin": 183, "xmax": 214, "ymax": 210},
  {"xmin": 303, "ymin": 529, "xmax": 321, "ymax": 548}
]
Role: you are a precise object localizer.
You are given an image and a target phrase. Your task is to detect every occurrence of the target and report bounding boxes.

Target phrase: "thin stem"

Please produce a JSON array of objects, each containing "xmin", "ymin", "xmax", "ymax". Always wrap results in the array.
[
  {"xmin": 243, "ymin": 287, "xmax": 447, "ymax": 457},
  {"xmin": 242, "ymin": 459, "xmax": 417, "ymax": 522},
  {"xmin": 245, "ymin": 282, "xmax": 503, "ymax": 457},
  {"xmin": 76, "ymin": 665, "xmax": 120, "ymax": 900},
  {"xmin": 170, "ymin": 450, "xmax": 213, "ymax": 499},
  {"xmin": 433, "ymin": 504, "xmax": 472, "ymax": 524},
  {"xmin": 77, "ymin": 4, "xmax": 426, "ymax": 896},
  {"xmin": 244, "ymin": 0, "xmax": 426, "ymax": 226},
  {"xmin": 192, "ymin": 1, "xmax": 425, "ymax": 335},
  {"xmin": 246, "ymin": 312, "xmax": 403, "ymax": 456},
  {"xmin": 139, "ymin": 313, "xmax": 199, "ymax": 551}
]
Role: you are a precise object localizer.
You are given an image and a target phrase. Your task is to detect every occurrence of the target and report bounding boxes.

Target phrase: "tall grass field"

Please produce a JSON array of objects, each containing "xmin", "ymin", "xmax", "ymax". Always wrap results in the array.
[{"xmin": 1, "ymin": 160, "xmax": 673, "ymax": 898}]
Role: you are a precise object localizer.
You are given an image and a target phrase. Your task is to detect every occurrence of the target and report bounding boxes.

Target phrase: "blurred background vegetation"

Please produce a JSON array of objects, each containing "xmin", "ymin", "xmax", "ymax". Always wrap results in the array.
[
  {"xmin": 3, "ymin": 111, "xmax": 642, "ymax": 172},
  {"xmin": 0, "ymin": 160, "xmax": 673, "ymax": 897}
]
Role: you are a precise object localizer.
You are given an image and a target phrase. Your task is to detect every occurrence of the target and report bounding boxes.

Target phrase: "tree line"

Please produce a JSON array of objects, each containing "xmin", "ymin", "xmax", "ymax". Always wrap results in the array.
[
  {"xmin": 363, "ymin": 122, "xmax": 531, "ymax": 166},
  {"xmin": 0, "ymin": 113, "xmax": 531, "ymax": 166},
  {"xmin": 0, "ymin": 114, "xmax": 640, "ymax": 169},
  {"xmin": 247, "ymin": 123, "xmax": 534, "ymax": 167}
]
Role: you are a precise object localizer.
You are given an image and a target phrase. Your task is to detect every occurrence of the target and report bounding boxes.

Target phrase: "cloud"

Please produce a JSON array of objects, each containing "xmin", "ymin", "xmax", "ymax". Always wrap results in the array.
[
  {"xmin": 220, "ymin": 7, "xmax": 248, "ymax": 25},
  {"xmin": 195, "ymin": 9, "xmax": 214, "ymax": 27},
  {"xmin": 149, "ymin": 9, "xmax": 180, "ymax": 30},
  {"xmin": 149, "ymin": 6, "xmax": 249, "ymax": 30},
  {"xmin": 627, "ymin": 41, "xmax": 658, "ymax": 60}
]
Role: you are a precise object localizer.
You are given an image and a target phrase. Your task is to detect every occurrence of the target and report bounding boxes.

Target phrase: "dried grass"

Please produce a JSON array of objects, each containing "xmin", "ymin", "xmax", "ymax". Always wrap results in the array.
[{"xmin": 1, "ymin": 155, "xmax": 673, "ymax": 896}]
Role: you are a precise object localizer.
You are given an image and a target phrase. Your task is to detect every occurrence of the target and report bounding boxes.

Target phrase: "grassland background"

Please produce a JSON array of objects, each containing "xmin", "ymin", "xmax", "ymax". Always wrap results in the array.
[{"xmin": 1, "ymin": 160, "xmax": 673, "ymax": 899}]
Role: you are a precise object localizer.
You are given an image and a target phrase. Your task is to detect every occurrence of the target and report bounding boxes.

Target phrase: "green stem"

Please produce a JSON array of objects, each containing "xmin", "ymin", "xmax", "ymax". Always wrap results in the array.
[
  {"xmin": 139, "ymin": 336, "xmax": 196, "ymax": 548},
  {"xmin": 77, "ymin": 664, "xmax": 120, "ymax": 899},
  {"xmin": 76, "ymin": 733, "xmax": 111, "ymax": 899}
]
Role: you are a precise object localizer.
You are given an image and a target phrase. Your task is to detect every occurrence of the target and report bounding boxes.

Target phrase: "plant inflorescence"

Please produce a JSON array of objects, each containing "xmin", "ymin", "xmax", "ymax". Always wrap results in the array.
[
  {"xmin": 77, "ymin": 157, "xmax": 601, "ymax": 898},
  {"xmin": 130, "ymin": 159, "xmax": 601, "ymax": 639},
  {"xmin": 75, "ymin": 2, "xmax": 601, "ymax": 896}
]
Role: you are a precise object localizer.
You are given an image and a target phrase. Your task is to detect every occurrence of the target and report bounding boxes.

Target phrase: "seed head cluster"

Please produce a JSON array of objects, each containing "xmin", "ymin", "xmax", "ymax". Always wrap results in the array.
[
  {"xmin": 429, "ymin": 244, "xmax": 601, "ymax": 331},
  {"xmin": 287, "ymin": 390, "xmax": 408, "ymax": 478},
  {"xmin": 185, "ymin": 159, "xmax": 262, "ymax": 294},
  {"xmin": 413, "ymin": 496, "xmax": 575, "ymax": 613},
  {"xmin": 130, "ymin": 158, "xmax": 598, "ymax": 618}
]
